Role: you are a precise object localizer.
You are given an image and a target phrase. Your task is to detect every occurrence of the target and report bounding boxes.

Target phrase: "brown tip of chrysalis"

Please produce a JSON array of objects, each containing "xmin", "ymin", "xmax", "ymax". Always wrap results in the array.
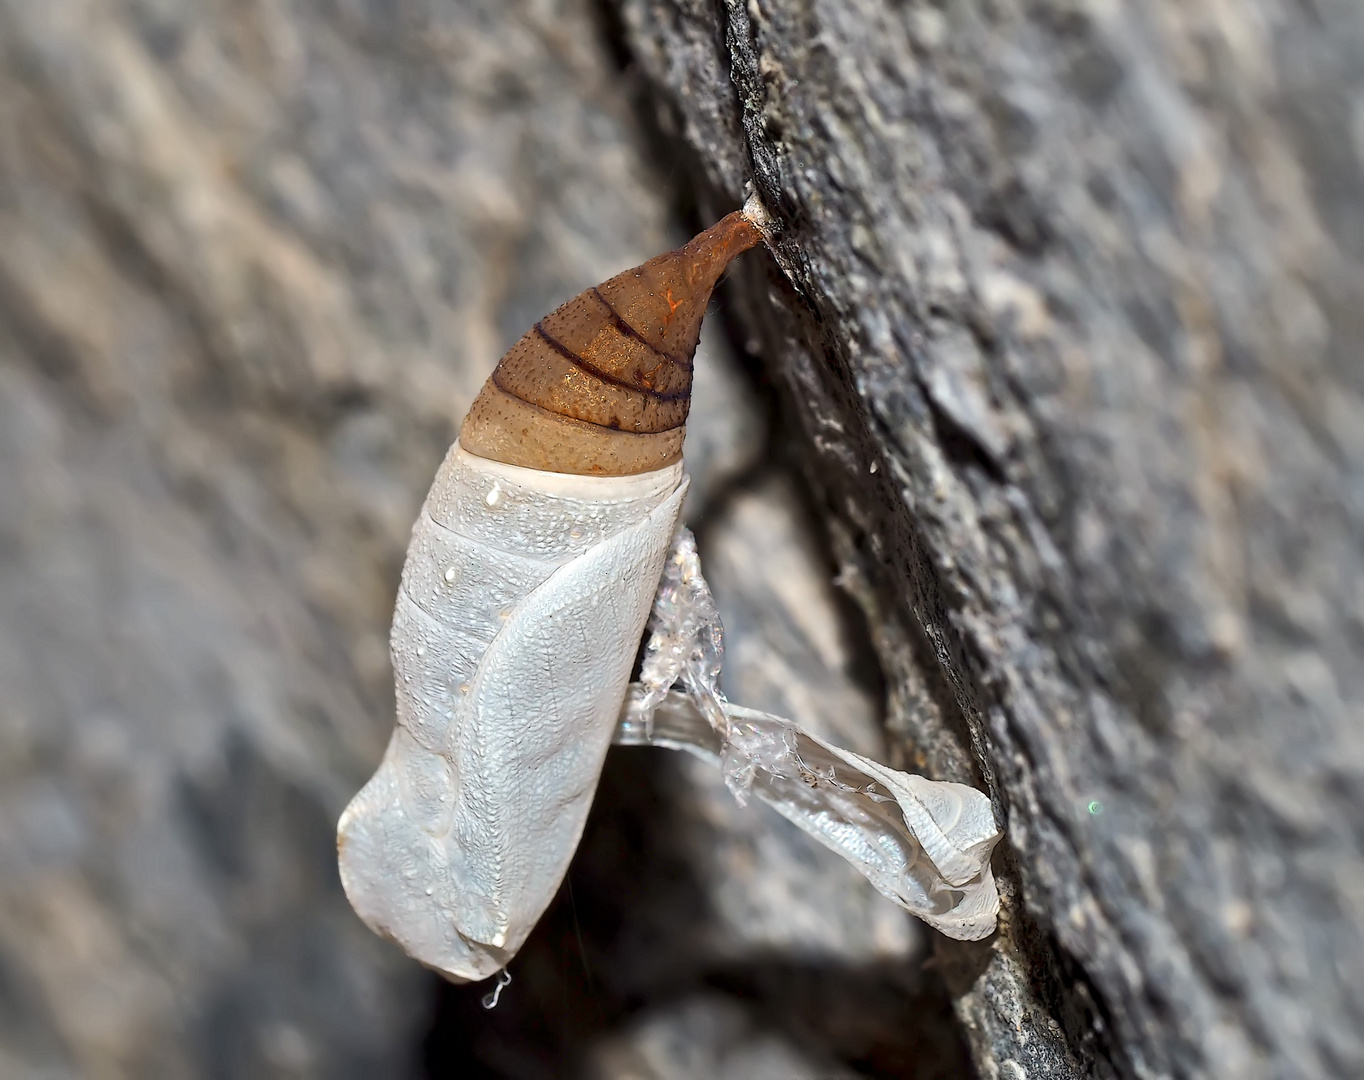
[{"xmin": 459, "ymin": 212, "xmax": 765, "ymax": 476}]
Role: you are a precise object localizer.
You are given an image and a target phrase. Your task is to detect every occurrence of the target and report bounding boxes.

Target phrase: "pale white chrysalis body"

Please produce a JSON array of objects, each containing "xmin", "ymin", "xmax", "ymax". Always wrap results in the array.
[{"xmin": 338, "ymin": 445, "xmax": 686, "ymax": 982}]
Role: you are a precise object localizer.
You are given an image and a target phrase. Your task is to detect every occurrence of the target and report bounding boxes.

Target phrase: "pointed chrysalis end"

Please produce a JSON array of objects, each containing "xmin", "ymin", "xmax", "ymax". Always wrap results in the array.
[{"xmin": 460, "ymin": 209, "xmax": 765, "ymax": 476}]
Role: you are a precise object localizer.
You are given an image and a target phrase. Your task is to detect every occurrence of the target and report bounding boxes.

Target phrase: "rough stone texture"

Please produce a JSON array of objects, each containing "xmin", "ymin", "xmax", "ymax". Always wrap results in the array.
[{"xmin": 611, "ymin": 0, "xmax": 1364, "ymax": 1077}]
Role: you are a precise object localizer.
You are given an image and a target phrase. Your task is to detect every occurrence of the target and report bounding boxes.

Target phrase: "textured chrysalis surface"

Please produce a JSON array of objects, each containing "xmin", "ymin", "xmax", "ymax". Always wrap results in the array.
[{"xmin": 459, "ymin": 210, "xmax": 766, "ymax": 476}]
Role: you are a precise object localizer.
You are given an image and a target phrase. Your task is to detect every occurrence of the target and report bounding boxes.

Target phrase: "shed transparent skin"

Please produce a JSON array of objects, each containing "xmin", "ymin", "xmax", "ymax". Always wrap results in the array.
[{"xmin": 617, "ymin": 528, "xmax": 1001, "ymax": 941}]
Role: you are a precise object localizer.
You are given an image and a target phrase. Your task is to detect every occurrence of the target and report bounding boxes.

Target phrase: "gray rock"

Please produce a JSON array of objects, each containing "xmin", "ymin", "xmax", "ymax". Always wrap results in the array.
[
  {"xmin": 613, "ymin": 0, "xmax": 1364, "ymax": 1076},
  {"xmin": 678, "ymin": 472, "xmax": 919, "ymax": 964},
  {"xmin": 6, "ymin": 0, "xmax": 1355, "ymax": 1074},
  {"xmin": 681, "ymin": 318, "xmax": 766, "ymax": 521},
  {"xmin": 2, "ymin": 0, "xmax": 929, "ymax": 1075}
]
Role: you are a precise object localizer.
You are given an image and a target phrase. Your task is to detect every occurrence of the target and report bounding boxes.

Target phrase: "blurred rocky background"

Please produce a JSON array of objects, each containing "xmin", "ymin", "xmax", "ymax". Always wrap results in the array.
[{"xmin": 1, "ymin": 0, "xmax": 1361, "ymax": 1078}]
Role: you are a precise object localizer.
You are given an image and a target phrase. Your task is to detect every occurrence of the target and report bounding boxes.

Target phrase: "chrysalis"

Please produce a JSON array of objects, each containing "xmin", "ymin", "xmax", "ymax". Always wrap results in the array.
[
  {"xmin": 337, "ymin": 200, "xmax": 1001, "ymax": 984},
  {"xmin": 338, "ymin": 209, "xmax": 768, "ymax": 982}
]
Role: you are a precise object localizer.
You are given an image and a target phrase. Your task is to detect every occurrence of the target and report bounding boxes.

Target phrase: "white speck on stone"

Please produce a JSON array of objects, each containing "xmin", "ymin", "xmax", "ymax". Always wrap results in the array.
[{"xmin": 741, "ymin": 191, "xmax": 779, "ymax": 239}]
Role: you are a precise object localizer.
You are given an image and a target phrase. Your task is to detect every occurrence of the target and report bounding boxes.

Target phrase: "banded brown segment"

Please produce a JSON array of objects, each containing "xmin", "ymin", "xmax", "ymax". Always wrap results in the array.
[
  {"xmin": 589, "ymin": 287, "xmax": 690, "ymax": 371},
  {"xmin": 536, "ymin": 291, "xmax": 692, "ymax": 399},
  {"xmin": 459, "ymin": 381, "xmax": 686, "ymax": 477},
  {"xmin": 533, "ymin": 322, "xmax": 687, "ymax": 404},
  {"xmin": 486, "ymin": 307, "xmax": 691, "ymax": 435},
  {"xmin": 460, "ymin": 210, "xmax": 765, "ymax": 476}
]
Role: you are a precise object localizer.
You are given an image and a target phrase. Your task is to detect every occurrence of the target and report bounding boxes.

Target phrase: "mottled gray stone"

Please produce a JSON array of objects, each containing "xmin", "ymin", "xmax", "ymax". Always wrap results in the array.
[
  {"xmin": 0, "ymin": 0, "xmax": 947, "ymax": 1075},
  {"xmin": 6, "ymin": 0, "xmax": 1357, "ymax": 1075},
  {"xmin": 611, "ymin": 0, "xmax": 1364, "ymax": 1077},
  {"xmin": 682, "ymin": 318, "xmax": 768, "ymax": 519}
]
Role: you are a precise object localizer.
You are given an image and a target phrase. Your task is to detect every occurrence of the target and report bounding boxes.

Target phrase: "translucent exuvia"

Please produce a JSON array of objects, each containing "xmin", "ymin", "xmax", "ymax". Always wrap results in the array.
[{"xmin": 615, "ymin": 528, "xmax": 1001, "ymax": 941}]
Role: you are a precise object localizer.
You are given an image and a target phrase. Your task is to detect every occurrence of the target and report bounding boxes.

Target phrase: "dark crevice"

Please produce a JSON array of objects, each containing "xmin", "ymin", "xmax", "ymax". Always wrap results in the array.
[
  {"xmin": 587, "ymin": 0, "xmax": 712, "ymax": 234},
  {"xmin": 915, "ymin": 378, "xmax": 1010, "ymax": 487},
  {"xmin": 423, "ymin": 749, "xmax": 977, "ymax": 1079},
  {"xmin": 705, "ymin": 100, "xmax": 1118, "ymax": 1080}
]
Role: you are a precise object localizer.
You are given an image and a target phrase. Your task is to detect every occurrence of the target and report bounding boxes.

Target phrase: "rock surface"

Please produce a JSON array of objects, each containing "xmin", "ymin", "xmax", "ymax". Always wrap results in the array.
[{"xmin": 612, "ymin": 0, "xmax": 1364, "ymax": 1076}]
